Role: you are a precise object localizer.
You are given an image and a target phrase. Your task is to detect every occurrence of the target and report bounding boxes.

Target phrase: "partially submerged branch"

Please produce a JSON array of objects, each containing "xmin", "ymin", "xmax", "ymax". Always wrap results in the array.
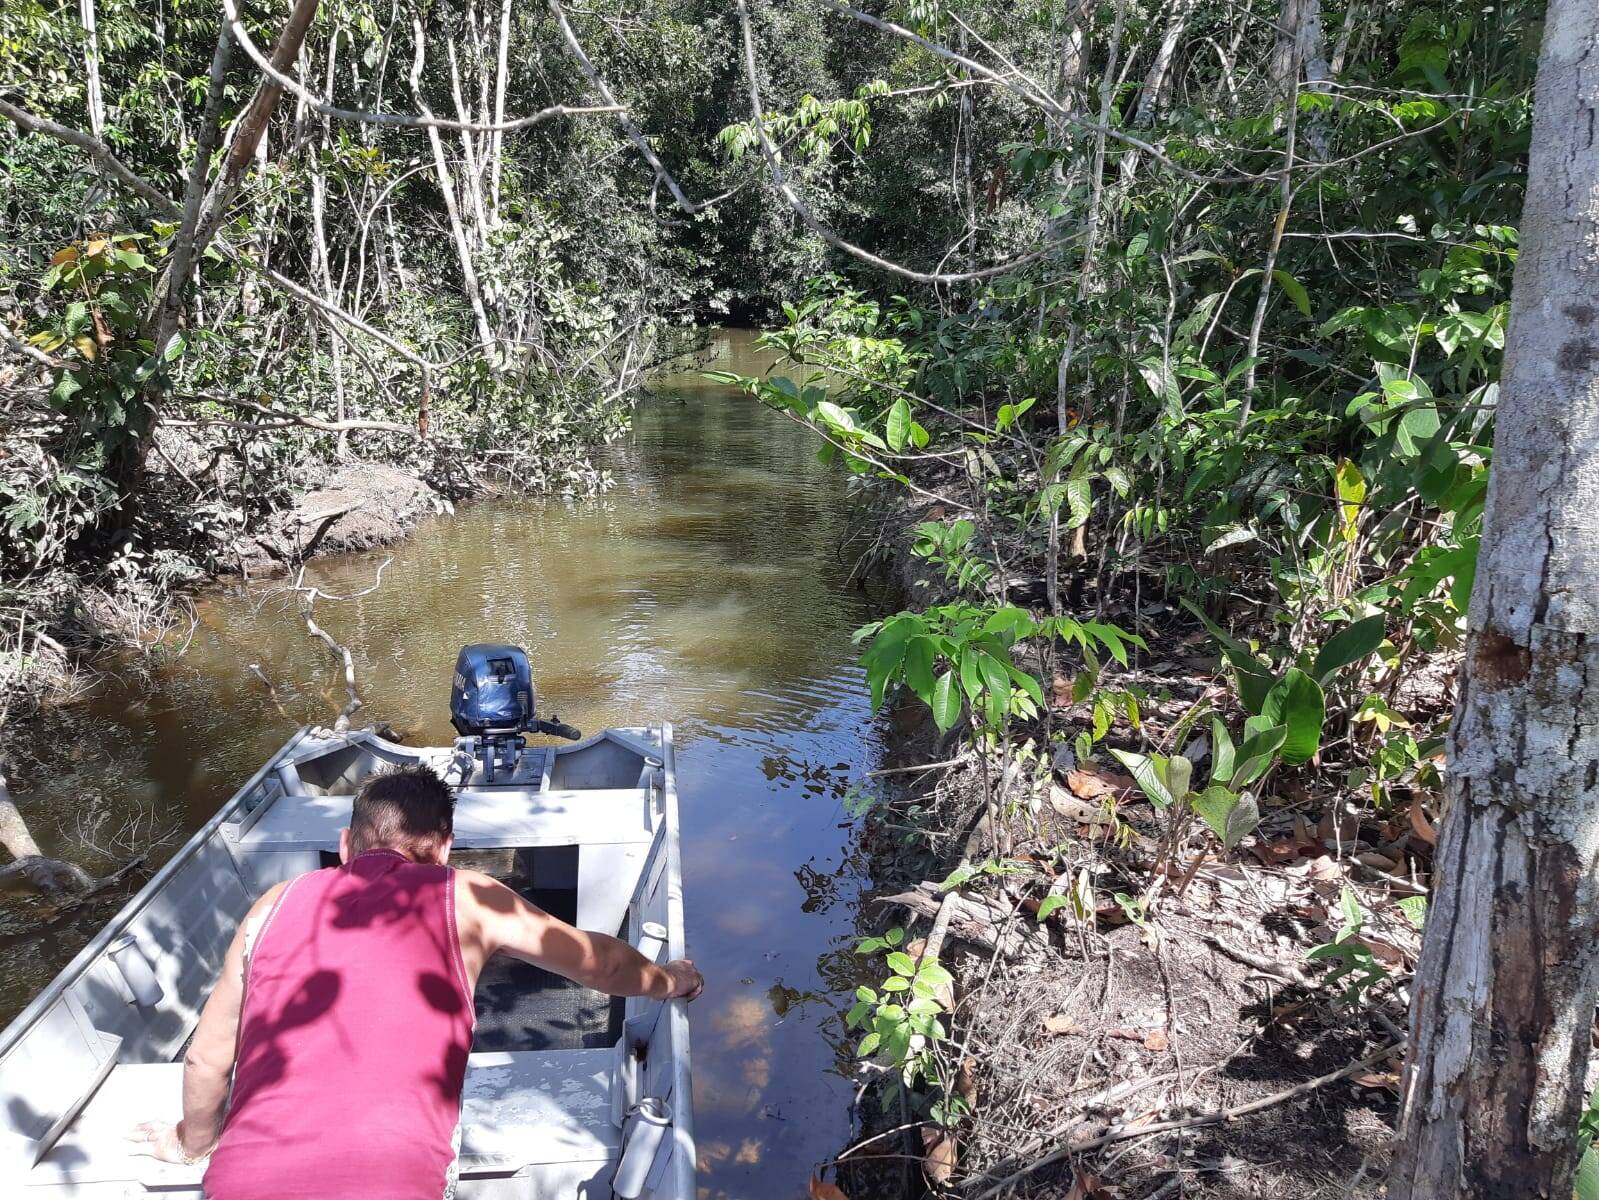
[{"xmin": 286, "ymin": 558, "xmax": 391, "ymax": 732}]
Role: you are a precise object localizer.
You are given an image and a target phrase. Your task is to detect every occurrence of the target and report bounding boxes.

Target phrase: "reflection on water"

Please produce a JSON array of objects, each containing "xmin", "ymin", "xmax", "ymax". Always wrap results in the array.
[{"xmin": 0, "ymin": 329, "xmax": 877, "ymax": 1196}]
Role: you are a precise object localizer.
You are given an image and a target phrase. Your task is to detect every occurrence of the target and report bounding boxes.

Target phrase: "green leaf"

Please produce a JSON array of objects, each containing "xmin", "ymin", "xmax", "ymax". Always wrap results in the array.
[
  {"xmin": 886, "ymin": 397, "xmax": 911, "ymax": 451},
  {"xmin": 930, "ymin": 670, "xmax": 961, "ymax": 731},
  {"xmin": 975, "ymin": 649, "xmax": 1012, "ymax": 719},
  {"xmin": 1312, "ymin": 616, "xmax": 1387, "ymax": 684},
  {"xmin": 1192, "ymin": 784, "xmax": 1238, "ymax": 841},
  {"xmin": 885, "ymin": 951, "xmax": 917, "ymax": 976},
  {"xmin": 1272, "ymin": 269, "xmax": 1312, "ymax": 317},
  {"xmin": 1231, "ymin": 723, "xmax": 1288, "ymax": 788},
  {"xmin": 1110, "ymin": 749, "xmax": 1174, "ymax": 808},
  {"xmin": 1262, "ymin": 668, "xmax": 1326, "ymax": 765},
  {"xmin": 1577, "ymin": 1145, "xmax": 1599, "ymax": 1200},
  {"xmin": 1036, "ymin": 894, "xmax": 1069, "ymax": 922},
  {"xmin": 903, "ymin": 635, "xmax": 937, "ymax": 701},
  {"xmin": 1064, "ymin": 475, "xmax": 1093, "ymax": 528},
  {"xmin": 1397, "ymin": 895, "xmax": 1427, "ymax": 930},
  {"xmin": 1165, "ymin": 754, "xmax": 1193, "ymax": 803},
  {"xmin": 1210, "ymin": 719, "xmax": 1236, "ymax": 784},
  {"xmin": 857, "ymin": 1031, "xmax": 881, "ymax": 1057}
]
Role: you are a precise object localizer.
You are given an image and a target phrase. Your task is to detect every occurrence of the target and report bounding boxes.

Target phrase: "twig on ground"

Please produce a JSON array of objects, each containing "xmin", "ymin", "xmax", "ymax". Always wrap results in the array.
[{"xmin": 967, "ymin": 1041, "xmax": 1405, "ymax": 1198}]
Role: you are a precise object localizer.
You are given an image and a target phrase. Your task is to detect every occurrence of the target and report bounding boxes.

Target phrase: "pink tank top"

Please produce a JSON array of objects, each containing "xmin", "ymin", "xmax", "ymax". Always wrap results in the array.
[{"xmin": 204, "ymin": 849, "xmax": 475, "ymax": 1200}]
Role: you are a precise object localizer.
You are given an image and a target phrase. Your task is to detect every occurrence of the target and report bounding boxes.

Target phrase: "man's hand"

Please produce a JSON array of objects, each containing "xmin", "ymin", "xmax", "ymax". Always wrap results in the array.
[
  {"xmin": 661, "ymin": 958, "xmax": 704, "ymax": 1001},
  {"xmin": 128, "ymin": 1120, "xmax": 212, "ymax": 1165}
]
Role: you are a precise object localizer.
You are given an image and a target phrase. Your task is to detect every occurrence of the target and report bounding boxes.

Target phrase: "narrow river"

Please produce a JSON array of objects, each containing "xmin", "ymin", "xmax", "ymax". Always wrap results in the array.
[{"xmin": 1, "ymin": 329, "xmax": 879, "ymax": 1197}]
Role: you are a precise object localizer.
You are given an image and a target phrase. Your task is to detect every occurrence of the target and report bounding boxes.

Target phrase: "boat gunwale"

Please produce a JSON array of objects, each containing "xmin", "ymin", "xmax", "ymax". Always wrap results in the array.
[{"xmin": 0, "ymin": 725, "xmax": 318, "ymax": 1064}]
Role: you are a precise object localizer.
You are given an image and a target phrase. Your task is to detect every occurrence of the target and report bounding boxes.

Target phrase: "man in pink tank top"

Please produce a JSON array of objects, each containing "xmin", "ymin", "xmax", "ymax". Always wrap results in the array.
[{"xmin": 131, "ymin": 765, "xmax": 703, "ymax": 1198}]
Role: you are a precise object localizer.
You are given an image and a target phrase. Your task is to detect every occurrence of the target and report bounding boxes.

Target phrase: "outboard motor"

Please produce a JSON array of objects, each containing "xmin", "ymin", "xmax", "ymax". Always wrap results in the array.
[{"xmin": 450, "ymin": 644, "xmax": 581, "ymax": 783}]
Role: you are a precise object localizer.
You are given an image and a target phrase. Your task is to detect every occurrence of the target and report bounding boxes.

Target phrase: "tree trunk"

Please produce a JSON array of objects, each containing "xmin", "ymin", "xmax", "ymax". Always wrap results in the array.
[
  {"xmin": 79, "ymin": 0, "xmax": 104, "ymax": 138},
  {"xmin": 409, "ymin": 18, "xmax": 497, "ymax": 357},
  {"xmin": 1390, "ymin": 5, "xmax": 1599, "ymax": 1198},
  {"xmin": 490, "ymin": 0, "xmax": 513, "ymax": 223},
  {"xmin": 1132, "ymin": 0, "xmax": 1195, "ymax": 126},
  {"xmin": 109, "ymin": 0, "xmax": 320, "ymax": 513}
]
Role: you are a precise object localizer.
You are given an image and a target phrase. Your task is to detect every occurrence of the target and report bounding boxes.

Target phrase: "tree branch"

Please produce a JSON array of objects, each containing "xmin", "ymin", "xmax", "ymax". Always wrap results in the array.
[
  {"xmin": 222, "ymin": 0, "xmax": 619, "ymax": 134},
  {"xmin": 0, "ymin": 96, "xmax": 179, "ymax": 216}
]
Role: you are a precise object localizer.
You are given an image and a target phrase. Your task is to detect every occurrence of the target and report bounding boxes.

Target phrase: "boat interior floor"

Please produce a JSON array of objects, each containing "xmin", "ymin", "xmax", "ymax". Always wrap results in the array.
[{"xmin": 472, "ymin": 878, "xmax": 623, "ymax": 1052}]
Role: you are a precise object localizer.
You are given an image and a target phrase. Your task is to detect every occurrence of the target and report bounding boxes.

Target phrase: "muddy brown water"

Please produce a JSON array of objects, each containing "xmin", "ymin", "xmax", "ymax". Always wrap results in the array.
[{"xmin": 2, "ymin": 329, "xmax": 882, "ymax": 1196}]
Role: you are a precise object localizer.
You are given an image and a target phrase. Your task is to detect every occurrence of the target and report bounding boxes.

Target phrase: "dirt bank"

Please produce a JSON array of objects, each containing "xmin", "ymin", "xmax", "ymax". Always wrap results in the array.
[
  {"xmin": 827, "ymin": 501, "xmax": 1419, "ymax": 1200},
  {"xmin": 222, "ymin": 462, "xmax": 449, "ymax": 578}
]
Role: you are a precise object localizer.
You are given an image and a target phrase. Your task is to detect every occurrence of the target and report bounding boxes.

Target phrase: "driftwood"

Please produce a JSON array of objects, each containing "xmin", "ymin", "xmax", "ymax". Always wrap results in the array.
[
  {"xmin": 0, "ymin": 771, "xmax": 94, "ymax": 895},
  {"xmin": 877, "ymin": 881, "xmax": 1027, "ymax": 957}
]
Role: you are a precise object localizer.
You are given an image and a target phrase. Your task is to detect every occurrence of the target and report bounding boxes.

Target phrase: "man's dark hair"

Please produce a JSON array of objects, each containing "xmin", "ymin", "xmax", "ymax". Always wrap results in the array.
[{"xmin": 350, "ymin": 764, "xmax": 454, "ymax": 855}]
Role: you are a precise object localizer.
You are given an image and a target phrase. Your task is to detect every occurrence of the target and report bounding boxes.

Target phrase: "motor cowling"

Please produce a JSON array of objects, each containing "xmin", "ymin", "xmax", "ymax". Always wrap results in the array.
[{"xmin": 450, "ymin": 644, "xmax": 535, "ymax": 737}]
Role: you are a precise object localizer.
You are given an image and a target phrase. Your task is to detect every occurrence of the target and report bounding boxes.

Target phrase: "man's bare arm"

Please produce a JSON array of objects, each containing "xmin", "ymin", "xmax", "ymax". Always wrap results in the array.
[
  {"xmin": 458, "ymin": 871, "xmax": 702, "ymax": 1001},
  {"xmin": 179, "ymin": 882, "xmax": 286, "ymax": 1155}
]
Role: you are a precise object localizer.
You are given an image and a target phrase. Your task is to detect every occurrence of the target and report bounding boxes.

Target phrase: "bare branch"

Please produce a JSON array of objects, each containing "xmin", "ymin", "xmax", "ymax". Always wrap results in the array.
[
  {"xmin": 735, "ymin": 1, "xmax": 1074, "ymax": 286},
  {"xmin": 547, "ymin": 0, "xmax": 705, "ymax": 214},
  {"xmin": 221, "ymin": 0, "xmax": 619, "ymax": 134},
  {"xmin": 0, "ymin": 96, "xmax": 178, "ymax": 215},
  {"xmin": 165, "ymin": 392, "xmax": 417, "ymax": 436},
  {"xmin": 287, "ymin": 559, "xmax": 391, "ymax": 731}
]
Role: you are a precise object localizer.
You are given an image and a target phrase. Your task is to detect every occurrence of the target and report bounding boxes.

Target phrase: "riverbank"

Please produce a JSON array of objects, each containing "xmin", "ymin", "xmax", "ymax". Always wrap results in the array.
[{"xmin": 823, "ymin": 489, "xmax": 1445, "ymax": 1199}]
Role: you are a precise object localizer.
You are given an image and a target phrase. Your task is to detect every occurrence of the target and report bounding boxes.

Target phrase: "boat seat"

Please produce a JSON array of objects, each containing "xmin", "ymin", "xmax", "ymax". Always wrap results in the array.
[
  {"xmin": 24, "ymin": 1049, "xmax": 620, "ymax": 1193},
  {"xmin": 231, "ymin": 788, "xmax": 658, "ymax": 850}
]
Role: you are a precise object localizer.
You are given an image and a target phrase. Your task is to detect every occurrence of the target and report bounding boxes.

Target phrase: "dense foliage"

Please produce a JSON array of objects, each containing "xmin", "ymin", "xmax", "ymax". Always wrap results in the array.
[{"xmin": 706, "ymin": 0, "xmax": 1538, "ymax": 1139}]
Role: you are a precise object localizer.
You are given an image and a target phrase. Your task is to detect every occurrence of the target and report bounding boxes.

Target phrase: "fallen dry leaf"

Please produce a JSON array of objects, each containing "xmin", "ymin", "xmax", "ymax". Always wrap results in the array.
[
  {"xmin": 1043, "ymin": 1014, "xmax": 1086, "ymax": 1036},
  {"xmin": 1317, "ymin": 809, "xmax": 1362, "ymax": 847},
  {"xmin": 1067, "ymin": 766, "xmax": 1136, "ymax": 799},
  {"xmin": 1050, "ymin": 673, "xmax": 1074, "ymax": 707},
  {"xmin": 1357, "ymin": 936, "xmax": 1407, "ymax": 967},
  {"xmin": 1252, "ymin": 838, "xmax": 1305, "ymax": 866},
  {"xmin": 1355, "ymin": 851, "xmax": 1399, "ymax": 872},
  {"xmin": 1142, "ymin": 1028, "xmax": 1170, "ymax": 1052},
  {"xmin": 1049, "ymin": 785, "xmax": 1108, "ymax": 824},
  {"xmin": 1305, "ymin": 854, "xmax": 1345, "ymax": 881},
  {"xmin": 922, "ymin": 1127, "xmax": 957, "ymax": 1185},
  {"xmin": 1409, "ymin": 793, "xmax": 1438, "ymax": 846},
  {"xmin": 955, "ymin": 1056, "xmax": 978, "ymax": 1109},
  {"xmin": 1350, "ymin": 1070, "xmax": 1401, "ymax": 1092},
  {"xmin": 810, "ymin": 1176, "xmax": 850, "ymax": 1200}
]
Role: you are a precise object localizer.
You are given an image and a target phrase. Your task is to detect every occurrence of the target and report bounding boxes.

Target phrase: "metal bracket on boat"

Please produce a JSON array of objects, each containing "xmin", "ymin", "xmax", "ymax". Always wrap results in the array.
[
  {"xmin": 105, "ymin": 933, "xmax": 164, "ymax": 1008},
  {"xmin": 612, "ymin": 1045, "xmax": 643, "ymax": 1128},
  {"xmin": 613, "ymin": 1096, "xmax": 672, "ymax": 1199},
  {"xmin": 637, "ymin": 920, "xmax": 668, "ymax": 964}
]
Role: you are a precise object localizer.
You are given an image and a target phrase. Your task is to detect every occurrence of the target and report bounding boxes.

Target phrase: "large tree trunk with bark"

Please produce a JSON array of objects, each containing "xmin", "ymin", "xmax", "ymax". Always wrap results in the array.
[{"xmin": 1390, "ymin": 4, "xmax": 1599, "ymax": 1197}]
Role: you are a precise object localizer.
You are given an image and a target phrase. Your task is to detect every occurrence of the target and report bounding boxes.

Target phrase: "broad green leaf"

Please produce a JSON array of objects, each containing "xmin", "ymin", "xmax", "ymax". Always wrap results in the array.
[
  {"xmin": 1192, "ymin": 785, "xmax": 1238, "ymax": 841},
  {"xmin": 903, "ymin": 635, "xmax": 937, "ymax": 701},
  {"xmin": 1064, "ymin": 475, "xmax": 1093, "ymax": 529},
  {"xmin": 1272, "ymin": 269, "xmax": 1312, "ymax": 317},
  {"xmin": 886, "ymin": 397, "xmax": 911, "ymax": 451},
  {"xmin": 1165, "ymin": 754, "xmax": 1193, "ymax": 803},
  {"xmin": 930, "ymin": 671, "xmax": 961, "ymax": 731},
  {"xmin": 1210, "ymin": 719, "xmax": 1236, "ymax": 784},
  {"xmin": 1577, "ymin": 1145, "xmax": 1599, "ymax": 1200},
  {"xmin": 1036, "ymin": 894, "xmax": 1069, "ymax": 922},
  {"xmin": 1397, "ymin": 895, "xmax": 1427, "ymax": 930},
  {"xmin": 959, "ymin": 647, "xmax": 983, "ymax": 704},
  {"xmin": 1262, "ymin": 668, "xmax": 1326, "ymax": 765},
  {"xmin": 1312, "ymin": 615, "xmax": 1386, "ymax": 684},
  {"xmin": 1110, "ymin": 749, "xmax": 1174, "ymax": 808}
]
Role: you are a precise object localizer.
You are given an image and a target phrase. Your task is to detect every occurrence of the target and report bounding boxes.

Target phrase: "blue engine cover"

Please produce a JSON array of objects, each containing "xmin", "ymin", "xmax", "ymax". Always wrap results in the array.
[{"xmin": 450, "ymin": 644, "xmax": 535, "ymax": 735}]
